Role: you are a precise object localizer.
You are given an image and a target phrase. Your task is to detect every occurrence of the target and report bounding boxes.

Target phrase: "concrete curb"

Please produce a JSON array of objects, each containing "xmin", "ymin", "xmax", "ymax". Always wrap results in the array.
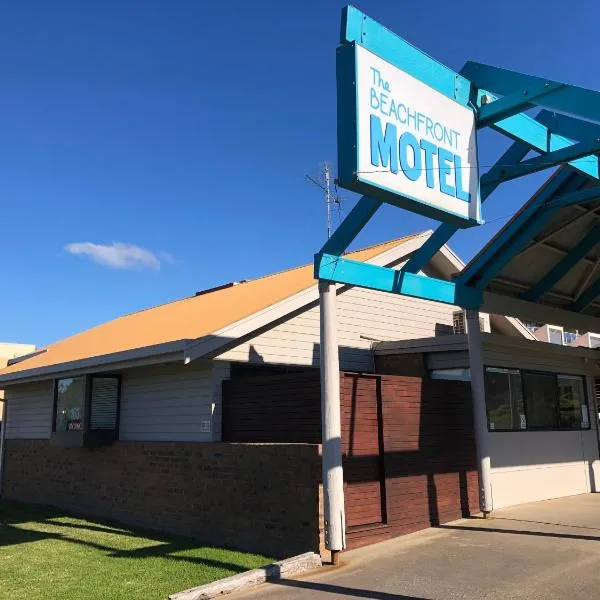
[{"xmin": 169, "ymin": 552, "xmax": 323, "ymax": 600}]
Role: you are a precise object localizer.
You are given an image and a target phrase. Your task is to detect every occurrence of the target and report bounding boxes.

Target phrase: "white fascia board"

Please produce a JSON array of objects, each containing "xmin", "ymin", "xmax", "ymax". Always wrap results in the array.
[
  {"xmin": 481, "ymin": 292, "xmax": 600, "ymax": 336},
  {"xmin": 0, "ymin": 341, "xmax": 189, "ymax": 387},
  {"xmin": 184, "ymin": 231, "xmax": 434, "ymax": 363}
]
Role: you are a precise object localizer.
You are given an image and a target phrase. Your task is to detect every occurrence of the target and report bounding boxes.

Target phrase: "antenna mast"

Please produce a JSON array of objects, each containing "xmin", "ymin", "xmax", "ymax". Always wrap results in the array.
[{"xmin": 324, "ymin": 162, "xmax": 332, "ymax": 239}]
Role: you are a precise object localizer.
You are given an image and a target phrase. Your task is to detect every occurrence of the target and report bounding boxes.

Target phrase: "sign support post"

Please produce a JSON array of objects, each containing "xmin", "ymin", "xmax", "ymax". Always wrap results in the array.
[
  {"xmin": 319, "ymin": 280, "xmax": 345, "ymax": 561},
  {"xmin": 466, "ymin": 310, "xmax": 493, "ymax": 516}
]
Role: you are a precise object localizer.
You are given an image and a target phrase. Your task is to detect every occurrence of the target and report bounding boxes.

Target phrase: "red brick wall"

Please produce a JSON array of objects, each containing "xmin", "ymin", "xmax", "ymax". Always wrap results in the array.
[{"xmin": 3, "ymin": 440, "xmax": 321, "ymax": 558}]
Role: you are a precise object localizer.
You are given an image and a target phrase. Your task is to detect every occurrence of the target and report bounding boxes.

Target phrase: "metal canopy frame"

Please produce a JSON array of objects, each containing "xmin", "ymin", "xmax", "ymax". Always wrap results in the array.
[{"xmin": 316, "ymin": 5, "xmax": 600, "ymax": 328}]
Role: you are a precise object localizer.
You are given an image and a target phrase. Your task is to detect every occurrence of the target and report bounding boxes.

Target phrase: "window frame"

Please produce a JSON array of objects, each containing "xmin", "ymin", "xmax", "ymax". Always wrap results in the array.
[
  {"xmin": 52, "ymin": 373, "xmax": 122, "ymax": 441},
  {"xmin": 484, "ymin": 366, "xmax": 591, "ymax": 433}
]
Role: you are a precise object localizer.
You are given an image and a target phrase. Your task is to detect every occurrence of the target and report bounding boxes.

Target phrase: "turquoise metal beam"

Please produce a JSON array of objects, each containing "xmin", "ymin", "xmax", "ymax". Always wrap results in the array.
[
  {"xmin": 570, "ymin": 275, "xmax": 600, "ymax": 312},
  {"xmin": 522, "ymin": 224, "xmax": 600, "ymax": 302},
  {"xmin": 477, "ymin": 81, "xmax": 564, "ymax": 128},
  {"xmin": 341, "ymin": 5, "xmax": 471, "ymax": 105},
  {"xmin": 546, "ymin": 185, "xmax": 600, "ymax": 210},
  {"xmin": 480, "ymin": 137, "xmax": 600, "ymax": 187},
  {"xmin": 536, "ymin": 110, "xmax": 600, "ymax": 143},
  {"xmin": 472, "ymin": 90, "xmax": 600, "ymax": 180},
  {"xmin": 315, "ymin": 253, "xmax": 482, "ymax": 309},
  {"xmin": 402, "ymin": 141, "xmax": 530, "ymax": 274},
  {"xmin": 455, "ymin": 170, "xmax": 578, "ymax": 288},
  {"xmin": 463, "ymin": 61, "xmax": 600, "ymax": 125},
  {"xmin": 319, "ymin": 196, "xmax": 382, "ymax": 256}
]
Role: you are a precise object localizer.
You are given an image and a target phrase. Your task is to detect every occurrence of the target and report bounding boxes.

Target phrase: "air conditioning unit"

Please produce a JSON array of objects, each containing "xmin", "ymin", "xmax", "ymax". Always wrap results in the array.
[{"xmin": 452, "ymin": 310, "xmax": 490, "ymax": 335}]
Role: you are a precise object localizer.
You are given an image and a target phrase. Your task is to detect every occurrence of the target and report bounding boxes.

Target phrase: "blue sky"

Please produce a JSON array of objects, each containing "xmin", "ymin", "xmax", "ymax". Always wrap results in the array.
[{"xmin": 1, "ymin": 0, "xmax": 597, "ymax": 347}]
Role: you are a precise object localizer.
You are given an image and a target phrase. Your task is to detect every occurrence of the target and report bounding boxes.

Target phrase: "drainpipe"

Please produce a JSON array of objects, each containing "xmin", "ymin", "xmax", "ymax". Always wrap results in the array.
[
  {"xmin": 466, "ymin": 310, "xmax": 493, "ymax": 517},
  {"xmin": 319, "ymin": 280, "xmax": 346, "ymax": 563},
  {"xmin": 0, "ymin": 397, "xmax": 7, "ymax": 497}
]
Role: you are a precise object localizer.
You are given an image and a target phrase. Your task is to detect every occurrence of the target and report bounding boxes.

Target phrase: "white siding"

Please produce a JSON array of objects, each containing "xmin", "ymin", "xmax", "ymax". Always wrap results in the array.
[
  {"xmin": 4, "ymin": 381, "xmax": 53, "ymax": 439},
  {"xmin": 488, "ymin": 428, "xmax": 599, "ymax": 509},
  {"xmin": 119, "ymin": 360, "xmax": 229, "ymax": 442},
  {"xmin": 219, "ymin": 286, "xmax": 458, "ymax": 371}
]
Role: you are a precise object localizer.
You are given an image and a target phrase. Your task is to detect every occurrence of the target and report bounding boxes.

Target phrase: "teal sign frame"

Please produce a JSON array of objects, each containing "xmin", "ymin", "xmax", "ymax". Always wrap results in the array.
[{"xmin": 316, "ymin": 5, "xmax": 600, "ymax": 312}]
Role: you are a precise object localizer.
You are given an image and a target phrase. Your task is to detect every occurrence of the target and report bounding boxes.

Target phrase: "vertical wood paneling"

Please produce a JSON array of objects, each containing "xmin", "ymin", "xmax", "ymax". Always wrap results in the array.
[{"xmin": 341, "ymin": 374, "xmax": 384, "ymax": 528}]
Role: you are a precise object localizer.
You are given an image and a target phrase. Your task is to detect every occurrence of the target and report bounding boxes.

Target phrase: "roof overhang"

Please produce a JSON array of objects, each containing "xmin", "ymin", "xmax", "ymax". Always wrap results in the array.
[{"xmin": 375, "ymin": 332, "xmax": 600, "ymax": 375}]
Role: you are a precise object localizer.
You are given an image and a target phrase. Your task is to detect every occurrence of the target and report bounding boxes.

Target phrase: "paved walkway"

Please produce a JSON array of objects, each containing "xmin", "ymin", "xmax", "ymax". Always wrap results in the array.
[{"xmin": 236, "ymin": 494, "xmax": 600, "ymax": 599}]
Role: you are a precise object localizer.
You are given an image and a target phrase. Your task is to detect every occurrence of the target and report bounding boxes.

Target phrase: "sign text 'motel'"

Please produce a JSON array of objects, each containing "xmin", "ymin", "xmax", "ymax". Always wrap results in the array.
[{"xmin": 337, "ymin": 44, "xmax": 481, "ymax": 226}]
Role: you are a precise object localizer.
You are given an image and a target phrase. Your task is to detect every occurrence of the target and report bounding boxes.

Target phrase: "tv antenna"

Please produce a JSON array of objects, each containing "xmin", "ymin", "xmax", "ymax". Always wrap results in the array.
[{"xmin": 305, "ymin": 161, "xmax": 342, "ymax": 238}]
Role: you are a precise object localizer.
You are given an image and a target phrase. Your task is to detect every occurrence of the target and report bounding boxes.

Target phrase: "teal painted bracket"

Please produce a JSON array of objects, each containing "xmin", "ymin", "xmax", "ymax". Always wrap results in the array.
[
  {"xmin": 463, "ymin": 61, "xmax": 600, "ymax": 124},
  {"xmin": 477, "ymin": 81, "xmax": 564, "ymax": 127},
  {"xmin": 537, "ymin": 110, "xmax": 600, "ymax": 143},
  {"xmin": 320, "ymin": 195, "xmax": 382, "ymax": 256},
  {"xmin": 315, "ymin": 253, "xmax": 482, "ymax": 309}
]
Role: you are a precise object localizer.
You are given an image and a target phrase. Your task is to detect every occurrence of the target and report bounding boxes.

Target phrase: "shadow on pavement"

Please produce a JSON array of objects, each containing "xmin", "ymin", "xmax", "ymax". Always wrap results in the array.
[
  {"xmin": 439, "ymin": 523, "xmax": 600, "ymax": 542},
  {"xmin": 268, "ymin": 578, "xmax": 429, "ymax": 599}
]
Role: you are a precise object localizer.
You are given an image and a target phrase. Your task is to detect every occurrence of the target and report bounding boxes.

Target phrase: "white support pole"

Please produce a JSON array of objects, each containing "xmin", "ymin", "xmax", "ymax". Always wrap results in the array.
[
  {"xmin": 0, "ymin": 398, "xmax": 7, "ymax": 497},
  {"xmin": 466, "ymin": 310, "xmax": 493, "ymax": 516},
  {"xmin": 319, "ymin": 280, "xmax": 346, "ymax": 559}
]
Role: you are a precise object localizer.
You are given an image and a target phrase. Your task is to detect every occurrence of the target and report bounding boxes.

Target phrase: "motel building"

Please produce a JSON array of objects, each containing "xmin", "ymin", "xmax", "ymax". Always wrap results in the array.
[
  {"xmin": 1, "ymin": 220, "xmax": 600, "ymax": 557},
  {"xmin": 4, "ymin": 5, "xmax": 600, "ymax": 563}
]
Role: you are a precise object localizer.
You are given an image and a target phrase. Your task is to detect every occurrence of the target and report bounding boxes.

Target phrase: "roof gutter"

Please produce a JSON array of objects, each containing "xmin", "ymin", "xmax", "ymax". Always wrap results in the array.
[{"xmin": 0, "ymin": 340, "xmax": 191, "ymax": 386}]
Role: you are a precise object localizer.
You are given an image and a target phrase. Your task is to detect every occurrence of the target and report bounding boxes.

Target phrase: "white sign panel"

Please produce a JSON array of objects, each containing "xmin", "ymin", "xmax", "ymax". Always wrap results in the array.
[{"xmin": 354, "ymin": 45, "xmax": 480, "ymax": 224}]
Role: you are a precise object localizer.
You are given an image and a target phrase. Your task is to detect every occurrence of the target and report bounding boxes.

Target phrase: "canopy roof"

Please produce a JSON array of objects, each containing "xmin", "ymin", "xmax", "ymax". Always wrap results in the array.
[{"xmin": 459, "ymin": 169, "xmax": 600, "ymax": 330}]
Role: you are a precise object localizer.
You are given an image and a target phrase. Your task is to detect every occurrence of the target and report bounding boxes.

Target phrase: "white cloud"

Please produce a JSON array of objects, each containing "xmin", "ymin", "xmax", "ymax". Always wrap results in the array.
[{"xmin": 64, "ymin": 242, "xmax": 171, "ymax": 270}]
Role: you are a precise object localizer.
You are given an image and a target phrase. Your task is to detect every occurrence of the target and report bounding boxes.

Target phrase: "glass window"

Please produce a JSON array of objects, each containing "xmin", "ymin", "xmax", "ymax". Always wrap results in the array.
[
  {"xmin": 55, "ymin": 377, "xmax": 86, "ymax": 432},
  {"xmin": 548, "ymin": 327, "xmax": 563, "ymax": 345},
  {"xmin": 563, "ymin": 330, "xmax": 578, "ymax": 345},
  {"xmin": 558, "ymin": 375, "xmax": 588, "ymax": 429},
  {"xmin": 523, "ymin": 372, "xmax": 558, "ymax": 428},
  {"xmin": 484, "ymin": 368, "xmax": 525, "ymax": 431},
  {"xmin": 430, "ymin": 368, "xmax": 471, "ymax": 381}
]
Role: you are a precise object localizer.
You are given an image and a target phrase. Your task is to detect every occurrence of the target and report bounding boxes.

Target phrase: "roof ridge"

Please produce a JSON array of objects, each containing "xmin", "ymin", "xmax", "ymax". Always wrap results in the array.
[
  {"xmin": 110, "ymin": 233, "xmax": 427, "ymax": 321},
  {"xmin": 13, "ymin": 232, "xmax": 427, "ymax": 362}
]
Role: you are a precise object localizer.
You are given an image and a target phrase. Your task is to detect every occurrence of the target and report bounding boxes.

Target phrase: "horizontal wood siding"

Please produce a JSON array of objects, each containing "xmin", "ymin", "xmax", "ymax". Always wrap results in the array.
[
  {"xmin": 222, "ymin": 371, "xmax": 321, "ymax": 443},
  {"xmin": 218, "ymin": 286, "xmax": 459, "ymax": 372},
  {"xmin": 120, "ymin": 360, "xmax": 225, "ymax": 442},
  {"xmin": 4, "ymin": 381, "xmax": 53, "ymax": 439}
]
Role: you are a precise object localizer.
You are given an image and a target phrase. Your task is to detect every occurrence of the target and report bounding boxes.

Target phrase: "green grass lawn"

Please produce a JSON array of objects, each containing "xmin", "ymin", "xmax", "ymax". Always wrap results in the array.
[{"xmin": 0, "ymin": 500, "xmax": 274, "ymax": 600}]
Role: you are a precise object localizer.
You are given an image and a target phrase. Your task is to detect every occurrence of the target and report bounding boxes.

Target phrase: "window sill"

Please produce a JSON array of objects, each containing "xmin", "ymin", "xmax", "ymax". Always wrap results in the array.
[{"xmin": 50, "ymin": 430, "xmax": 117, "ymax": 448}]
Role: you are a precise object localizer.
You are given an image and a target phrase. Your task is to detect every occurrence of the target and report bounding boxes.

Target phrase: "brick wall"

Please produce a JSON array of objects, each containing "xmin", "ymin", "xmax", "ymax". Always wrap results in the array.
[{"xmin": 3, "ymin": 440, "xmax": 321, "ymax": 558}]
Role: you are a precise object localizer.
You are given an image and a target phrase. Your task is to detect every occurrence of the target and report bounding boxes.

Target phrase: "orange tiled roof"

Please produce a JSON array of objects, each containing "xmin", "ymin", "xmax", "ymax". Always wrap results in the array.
[{"xmin": 0, "ymin": 235, "xmax": 419, "ymax": 378}]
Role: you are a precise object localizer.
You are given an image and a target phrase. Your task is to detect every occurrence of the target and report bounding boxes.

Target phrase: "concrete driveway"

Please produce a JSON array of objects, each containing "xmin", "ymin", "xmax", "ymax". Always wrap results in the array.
[{"xmin": 236, "ymin": 494, "xmax": 600, "ymax": 599}]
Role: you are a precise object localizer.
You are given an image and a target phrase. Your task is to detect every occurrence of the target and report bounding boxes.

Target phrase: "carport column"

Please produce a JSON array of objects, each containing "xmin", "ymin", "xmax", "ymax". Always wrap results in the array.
[
  {"xmin": 466, "ymin": 310, "xmax": 493, "ymax": 516},
  {"xmin": 319, "ymin": 280, "xmax": 346, "ymax": 561}
]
